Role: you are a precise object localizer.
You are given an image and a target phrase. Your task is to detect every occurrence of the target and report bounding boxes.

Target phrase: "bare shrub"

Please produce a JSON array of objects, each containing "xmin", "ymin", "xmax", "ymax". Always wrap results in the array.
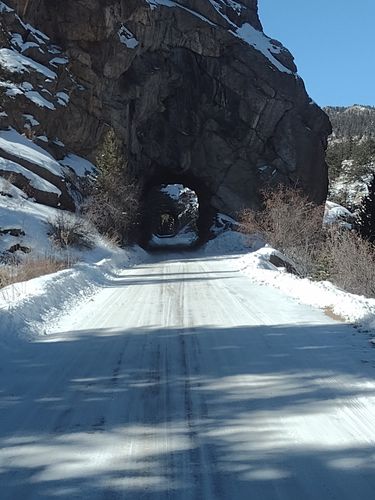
[
  {"xmin": 322, "ymin": 226, "xmax": 375, "ymax": 297},
  {"xmin": 239, "ymin": 186, "xmax": 325, "ymax": 277},
  {"xmin": 0, "ymin": 257, "xmax": 71, "ymax": 289},
  {"xmin": 48, "ymin": 212, "xmax": 93, "ymax": 249}
]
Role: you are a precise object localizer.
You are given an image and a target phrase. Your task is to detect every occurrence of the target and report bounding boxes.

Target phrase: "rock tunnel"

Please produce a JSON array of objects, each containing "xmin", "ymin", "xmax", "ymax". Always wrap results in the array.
[{"xmin": 140, "ymin": 170, "xmax": 216, "ymax": 249}]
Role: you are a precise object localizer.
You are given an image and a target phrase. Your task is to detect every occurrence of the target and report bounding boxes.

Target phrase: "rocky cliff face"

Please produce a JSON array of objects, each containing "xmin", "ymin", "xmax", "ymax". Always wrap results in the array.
[{"xmin": 4, "ymin": 0, "xmax": 331, "ymax": 220}]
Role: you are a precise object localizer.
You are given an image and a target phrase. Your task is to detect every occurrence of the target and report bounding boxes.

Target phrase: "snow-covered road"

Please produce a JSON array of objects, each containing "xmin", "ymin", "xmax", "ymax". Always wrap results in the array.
[{"xmin": 2, "ymin": 252, "xmax": 375, "ymax": 499}]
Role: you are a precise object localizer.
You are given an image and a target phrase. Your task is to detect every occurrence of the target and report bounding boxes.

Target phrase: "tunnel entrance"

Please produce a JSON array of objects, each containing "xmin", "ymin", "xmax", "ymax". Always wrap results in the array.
[
  {"xmin": 140, "ymin": 172, "xmax": 216, "ymax": 249},
  {"xmin": 143, "ymin": 184, "xmax": 199, "ymax": 249}
]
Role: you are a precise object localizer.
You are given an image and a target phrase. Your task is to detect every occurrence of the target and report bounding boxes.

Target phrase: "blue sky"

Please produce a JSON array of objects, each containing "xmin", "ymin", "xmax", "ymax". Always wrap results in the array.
[{"xmin": 258, "ymin": 0, "xmax": 375, "ymax": 107}]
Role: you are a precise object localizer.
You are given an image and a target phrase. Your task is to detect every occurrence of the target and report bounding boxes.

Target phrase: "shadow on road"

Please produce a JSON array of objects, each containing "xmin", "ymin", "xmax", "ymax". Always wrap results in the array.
[{"xmin": 1, "ymin": 320, "xmax": 375, "ymax": 499}]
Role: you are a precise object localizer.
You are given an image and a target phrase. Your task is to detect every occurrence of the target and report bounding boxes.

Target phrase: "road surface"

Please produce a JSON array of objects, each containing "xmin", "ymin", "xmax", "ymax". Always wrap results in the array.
[{"xmin": 1, "ymin": 252, "xmax": 375, "ymax": 499}]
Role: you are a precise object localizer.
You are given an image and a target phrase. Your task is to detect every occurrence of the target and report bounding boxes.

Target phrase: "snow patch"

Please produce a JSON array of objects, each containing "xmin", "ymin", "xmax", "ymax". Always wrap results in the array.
[
  {"xmin": 60, "ymin": 154, "xmax": 95, "ymax": 177},
  {"xmin": 0, "ymin": 48, "xmax": 56, "ymax": 79},
  {"xmin": 146, "ymin": 0, "xmax": 216, "ymax": 26},
  {"xmin": 118, "ymin": 25, "xmax": 139, "ymax": 49},
  {"xmin": 56, "ymin": 91, "xmax": 69, "ymax": 106},
  {"xmin": 49, "ymin": 57, "xmax": 69, "ymax": 66},
  {"xmin": 0, "ymin": 245, "xmax": 148, "ymax": 344},
  {"xmin": 23, "ymin": 114, "xmax": 40, "ymax": 127},
  {"xmin": 24, "ymin": 90, "xmax": 56, "ymax": 110},
  {"xmin": 0, "ymin": 1, "xmax": 12, "ymax": 13},
  {"xmin": 233, "ymin": 24, "xmax": 294, "ymax": 74},
  {"xmin": 0, "ymin": 156, "xmax": 61, "ymax": 194}
]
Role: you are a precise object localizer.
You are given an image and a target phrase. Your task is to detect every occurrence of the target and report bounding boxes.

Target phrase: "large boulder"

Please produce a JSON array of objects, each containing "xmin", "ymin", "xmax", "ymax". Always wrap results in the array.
[{"xmin": 7, "ymin": 0, "xmax": 331, "ymax": 216}]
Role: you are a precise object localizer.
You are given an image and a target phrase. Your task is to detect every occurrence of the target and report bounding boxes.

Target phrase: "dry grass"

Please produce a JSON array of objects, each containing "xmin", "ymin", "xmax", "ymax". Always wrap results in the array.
[
  {"xmin": 239, "ymin": 185, "xmax": 375, "ymax": 299},
  {"xmin": 322, "ymin": 226, "xmax": 375, "ymax": 298},
  {"xmin": 0, "ymin": 257, "xmax": 71, "ymax": 290},
  {"xmin": 323, "ymin": 306, "xmax": 346, "ymax": 323},
  {"xmin": 48, "ymin": 213, "xmax": 93, "ymax": 249}
]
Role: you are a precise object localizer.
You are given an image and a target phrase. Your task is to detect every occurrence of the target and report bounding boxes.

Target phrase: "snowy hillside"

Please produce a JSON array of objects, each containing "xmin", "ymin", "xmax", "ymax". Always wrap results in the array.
[
  {"xmin": 325, "ymin": 105, "xmax": 375, "ymax": 208},
  {"xmin": 0, "ymin": 1, "xmax": 95, "ymax": 261}
]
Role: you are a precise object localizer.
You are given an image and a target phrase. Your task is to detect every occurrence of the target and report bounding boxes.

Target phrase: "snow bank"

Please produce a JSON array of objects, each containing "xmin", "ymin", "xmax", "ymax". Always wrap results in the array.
[
  {"xmin": 239, "ymin": 248, "xmax": 375, "ymax": 329},
  {"xmin": 0, "ymin": 244, "xmax": 148, "ymax": 346},
  {"xmin": 205, "ymin": 231, "xmax": 375, "ymax": 332}
]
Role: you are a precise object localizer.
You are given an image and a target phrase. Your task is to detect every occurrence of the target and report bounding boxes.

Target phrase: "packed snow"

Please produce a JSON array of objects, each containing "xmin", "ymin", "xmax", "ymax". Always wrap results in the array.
[
  {"xmin": 0, "ymin": 243, "xmax": 147, "ymax": 344},
  {"xmin": 205, "ymin": 230, "xmax": 375, "ymax": 333},
  {"xmin": 2, "ymin": 238, "xmax": 375, "ymax": 499}
]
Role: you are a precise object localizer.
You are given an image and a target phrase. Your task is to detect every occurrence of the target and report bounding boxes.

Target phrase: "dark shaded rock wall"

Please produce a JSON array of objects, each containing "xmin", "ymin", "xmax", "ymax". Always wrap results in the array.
[{"xmin": 8, "ymin": 0, "xmax": 331, "ymax": 215}]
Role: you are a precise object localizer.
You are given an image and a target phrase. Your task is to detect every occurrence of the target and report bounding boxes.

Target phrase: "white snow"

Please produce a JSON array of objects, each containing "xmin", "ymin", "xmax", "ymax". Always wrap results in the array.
[
  {"xmin": 60, "ymin": 154, "xmax": 95, "ymax": 177},
  {"xmin": 224, "ymin": 0, "xmax": 244, "ymax": 14},
  {"xmin": 23, "ymin": 114, "xmax": 40, "ymax": 127},
  {"xmin": 36, "ymin": 135, "xmax": 48, "ymax": 143},
  {"xmin": 0, "ymin": 156, "xmax": 61, "ymax": 194},
  {"xmin": 0, "ymin": 1, "xmax": 12, "ymax": 13},
  {"xmin": 0, "ymin": 182, "xmax": 61, "ymax": 257},
  {"xmin": 11, "ymin": 33, "xmax": 39, "ymax": 53},
  {"xmin": 324, "ymin": 200, "xmax": 354, "ymax": 228},
  {"xmin": 21, "ymin": 22, "xmax": 50, "ymax": 42},
  {"xmin": 56, "ymin": 91, "xmax": 69, "ymax": 106},
  {"xmin": 0, "ymin": 129, "xmax": 64, "ymax": 177},
  {"xmin": 0, "ymin": 244, "xmax": 147, "ymax": 343},
  {"xmin": 150, "ymin": 228, "xmax": 198, "ymax": 247},
  {"xmin": 49, "ymin": 57, "xmax": 69, "ymax": 66},
  {"xmin": 161, "ymin": 183, "xmax": 189, "ymax": 200},
  {"xmin": 0, "ymin": 129, "xmax": 63, "ymax": 177},
  {"xmin": 233, "ymin": 23, "xmax": 294, "ymax": 74},
  {"xmin": 3, "ymin": 82, "xmax": 23, "ymax": 97},
  {"xmin": 205, "ymin": 230, "xmax": 375, "ymax": 331},
  {"xmin": 3, "ymin": 245, "xmax": 375, "ymax": 499},
  {"xmin": 118, "ymin": 25, "xmax": 139, "ymax": 49},
  {"xmin": 24, "ymin": 90, "xmax": 56, "ymax": 109},
  {"xmin": 0, "ymin": 48, "xmax": 56, "ymax": 79},
  {"xmin": 146, "ymin": 0, "xmax": 216, "ymax": 26}
]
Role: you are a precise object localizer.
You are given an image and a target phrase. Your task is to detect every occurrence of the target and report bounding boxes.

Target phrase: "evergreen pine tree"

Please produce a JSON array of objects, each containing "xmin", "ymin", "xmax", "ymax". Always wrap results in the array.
[
  {"xmin": 85, "ymin": 129, "xmax": 140, "ymax": 245},
  {"xmin": 357, "ymin": 173, "xmax": 375, "ymax": 243}
]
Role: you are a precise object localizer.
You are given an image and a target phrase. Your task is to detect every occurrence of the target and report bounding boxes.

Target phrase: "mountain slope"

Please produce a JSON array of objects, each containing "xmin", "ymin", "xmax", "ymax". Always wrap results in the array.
[{"xmin": 325, "ymin": 105, "xmax": 375, "ymax": 207}]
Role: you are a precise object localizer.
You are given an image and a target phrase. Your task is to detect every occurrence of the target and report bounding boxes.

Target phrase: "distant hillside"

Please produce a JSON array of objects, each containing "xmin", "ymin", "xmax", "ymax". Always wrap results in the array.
[
  {"xmin": 325, "ymin": 105, "xmax": 375, "ymax": 140},
  {"xmin": 324, "ymin": 105, "xmax": 375, "ymax": 207}
]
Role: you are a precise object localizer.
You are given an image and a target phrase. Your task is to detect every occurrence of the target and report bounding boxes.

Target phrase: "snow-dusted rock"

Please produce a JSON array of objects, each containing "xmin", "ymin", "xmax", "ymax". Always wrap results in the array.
[{"xmin": 8, "ymin": 0, "xmax": 331, "ymax": 218}]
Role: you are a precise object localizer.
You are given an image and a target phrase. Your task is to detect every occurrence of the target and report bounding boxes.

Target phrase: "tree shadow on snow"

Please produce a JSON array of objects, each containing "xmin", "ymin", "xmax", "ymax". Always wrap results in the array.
[{"xmin": 1, "ymin": 322, "xmax": 375, "ymax": 499}]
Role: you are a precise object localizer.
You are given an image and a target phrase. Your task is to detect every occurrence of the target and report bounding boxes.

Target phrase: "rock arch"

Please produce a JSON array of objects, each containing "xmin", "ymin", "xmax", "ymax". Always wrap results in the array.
[{"xmin": 140, "ymin": 170, "xmax": 216, "ymax": 247}]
